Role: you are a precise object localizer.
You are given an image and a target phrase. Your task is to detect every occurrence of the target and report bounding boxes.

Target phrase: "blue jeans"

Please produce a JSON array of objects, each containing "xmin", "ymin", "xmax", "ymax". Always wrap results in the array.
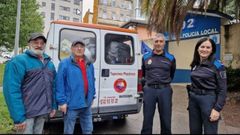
[
  {"xmin": 16, "ymin": 114, "xmax": 47, "ymax": 134},
  {"xmin": 64, "ymin": 106, "xmax": 93, "ymax": 134}
]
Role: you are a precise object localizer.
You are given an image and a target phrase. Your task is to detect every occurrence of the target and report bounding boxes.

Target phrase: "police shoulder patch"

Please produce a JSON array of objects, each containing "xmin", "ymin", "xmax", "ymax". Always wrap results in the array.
[
  {"xmin": 143, "ymin": 51, "xmax": 152, "ymax": 61},
  {"xmin": 213, "ymin": 59, "xmax": 224, "ymax": 69},
  {"xmin": 144, "ymin": 51, "xmax": 150, "ymax": 55},
  {"xmin": 219, "ymin": 71, "xmax": 227, "ymax": 79},
  {"xmin": 165, "ymin": 52, "xmax": 175, "ymax": 62}
]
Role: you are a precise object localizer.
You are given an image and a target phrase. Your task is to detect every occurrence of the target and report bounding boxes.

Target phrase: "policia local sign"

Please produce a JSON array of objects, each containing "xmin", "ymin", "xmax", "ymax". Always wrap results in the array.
[
  {"xmin": 181, "ymin": 13, "xmax": 220, "ymax": 39},
  {"xmin": 164, "ymin": 12, "xmax": 221, "ymax": 41},
  {"xmin": 165, "ymin": 12, "xmax": 221, "ymax": 61}
]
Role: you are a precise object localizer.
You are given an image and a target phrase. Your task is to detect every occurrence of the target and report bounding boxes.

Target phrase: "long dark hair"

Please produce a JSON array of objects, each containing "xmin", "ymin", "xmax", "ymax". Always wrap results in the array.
[{"xmin": 190, "ymin": 37, "xmax": 216, "ymax": 69}]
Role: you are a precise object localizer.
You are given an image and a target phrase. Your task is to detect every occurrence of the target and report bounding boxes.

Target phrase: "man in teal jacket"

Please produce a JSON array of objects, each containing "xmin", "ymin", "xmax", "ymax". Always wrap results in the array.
[
  {"xmin": 56, "ymin": 40, "xmax": 96, "ymax": 134},
  {"xmin": 3, "ymin": 33, "xmax": 57, "ymax": 134}
]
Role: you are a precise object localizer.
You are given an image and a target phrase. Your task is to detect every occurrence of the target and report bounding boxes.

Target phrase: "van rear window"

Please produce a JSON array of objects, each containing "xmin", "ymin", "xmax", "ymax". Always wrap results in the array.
[
  {"xmin": 59, "ymin": 29, "xmax": 96, "ymax": 62},
  {"xmin": 105, "ymin": 34, "xmax": 134, "ymax": 65}
]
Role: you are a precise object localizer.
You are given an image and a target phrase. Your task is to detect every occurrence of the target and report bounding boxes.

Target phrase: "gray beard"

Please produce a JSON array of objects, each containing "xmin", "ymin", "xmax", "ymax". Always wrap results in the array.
[{"xmin": 30, "ymin": 48, "xmax": 44, "ymax": 56}]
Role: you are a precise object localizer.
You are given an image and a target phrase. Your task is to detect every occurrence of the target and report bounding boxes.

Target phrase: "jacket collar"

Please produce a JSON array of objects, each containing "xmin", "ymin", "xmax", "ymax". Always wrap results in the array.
[
  {"xmin": 70, "ymin": 55, "xmax": 91, "ymax": 66},
  {"xmin": 152, "ymin": 49, "xmax": 165, "ymax": 57},
  {"xmin": 200, "ymin": 56, "xmax": 215, "ymax": 67}
]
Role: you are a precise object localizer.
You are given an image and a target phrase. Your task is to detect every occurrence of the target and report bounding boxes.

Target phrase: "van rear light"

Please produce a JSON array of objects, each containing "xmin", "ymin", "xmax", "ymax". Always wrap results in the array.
[{"xmin": 137, "ymin": 70, "xmax": 143, "ymax": 92}]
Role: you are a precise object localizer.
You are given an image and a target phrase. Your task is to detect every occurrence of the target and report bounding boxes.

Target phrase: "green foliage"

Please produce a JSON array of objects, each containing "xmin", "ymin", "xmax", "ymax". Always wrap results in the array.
[
  {"xmin": 209, "ymin": 0, "xmax": 240, "ymax": 19},
  {"xmin": 0, "ymin": 92, "xmax": 14, "ymax": 134},
  {"xmin": 0, "ymin": 0, "xmax": 43, "ymax": 50},
  {"xmin": 226, "ymin": 66, "xmax": 240, "ymax": 91},
  {"xmin": 0, "ymin": 64, "xmax": 5, "ymax": 86}
]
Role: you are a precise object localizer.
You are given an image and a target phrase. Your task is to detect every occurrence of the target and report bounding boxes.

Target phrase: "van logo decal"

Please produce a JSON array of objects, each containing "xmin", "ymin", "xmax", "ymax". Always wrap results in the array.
[{"xmin": 114, "ymin": 78, "xmax": 127, "ymax": 93}]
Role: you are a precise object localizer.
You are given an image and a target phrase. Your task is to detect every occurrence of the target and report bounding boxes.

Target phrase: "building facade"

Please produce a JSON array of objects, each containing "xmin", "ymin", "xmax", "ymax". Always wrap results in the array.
[
  {"xmin": 83, "ymin": 9, "xmax": 94, "ymax": 24},
  {"xmin": 222, "ymin": 23, "xmax": 240, "ymax": 69},
  {"xmin": 92, "ymin": 0, "xmax": 144, "ymax": 27},
  {"xmin": 37, "ymin": 0, "xmax": 83, "ymax": 35}
]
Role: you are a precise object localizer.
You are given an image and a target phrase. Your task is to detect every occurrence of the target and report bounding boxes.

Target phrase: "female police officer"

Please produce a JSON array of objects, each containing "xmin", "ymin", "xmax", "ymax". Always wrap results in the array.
[{"xmin": 187, "ymin": 37, "xmax": 227, "ymax": 134}]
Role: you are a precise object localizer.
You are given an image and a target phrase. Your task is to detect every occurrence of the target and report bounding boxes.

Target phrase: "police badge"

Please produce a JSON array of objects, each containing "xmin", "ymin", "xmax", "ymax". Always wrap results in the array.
[{"xmin": 148, "ymin": 59, "xmax": 152, "ymax": 65}]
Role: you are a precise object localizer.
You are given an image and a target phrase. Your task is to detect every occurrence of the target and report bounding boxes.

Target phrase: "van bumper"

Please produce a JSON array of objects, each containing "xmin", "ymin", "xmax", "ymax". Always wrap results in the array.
[{"xmin": 47, "ymin": 93, "xmax": 143, "ymax": 122}]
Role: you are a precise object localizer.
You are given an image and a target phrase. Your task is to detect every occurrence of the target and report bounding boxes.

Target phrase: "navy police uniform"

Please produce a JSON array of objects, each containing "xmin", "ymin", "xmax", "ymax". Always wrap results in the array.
[
  {"xmin": 141, "ymin": 51, "xmax": 176, "ymax": 134},
  {"xmin": 188, "ymin": 58, "xmax": 227, "ymax": 134}
]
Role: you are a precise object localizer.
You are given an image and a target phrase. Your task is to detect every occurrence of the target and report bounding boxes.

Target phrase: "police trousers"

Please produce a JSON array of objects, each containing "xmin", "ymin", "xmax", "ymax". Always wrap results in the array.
[
  {"xmin": 141, "ymin": 85, "xmax": 172, "ymax": 134},
  {"xmin": 188, "ymin": 91, "xmax": 218, "ymax": 134}
]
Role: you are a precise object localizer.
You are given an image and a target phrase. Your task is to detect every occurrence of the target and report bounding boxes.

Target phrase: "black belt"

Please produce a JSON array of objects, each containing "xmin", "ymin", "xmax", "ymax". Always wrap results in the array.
[
  {"xmin": 190, "ymin": 89, "xmax": 216, "ymax": 95},
  {"xmin": 147, "ymin": 84, "xmax": 170, "ymax": 89}
]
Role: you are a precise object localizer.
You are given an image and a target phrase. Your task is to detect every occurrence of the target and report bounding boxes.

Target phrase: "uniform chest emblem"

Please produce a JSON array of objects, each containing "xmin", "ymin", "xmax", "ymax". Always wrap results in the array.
[{"xmin": 147, "ymin": 59, "xmax": 152, "ymax": 65}]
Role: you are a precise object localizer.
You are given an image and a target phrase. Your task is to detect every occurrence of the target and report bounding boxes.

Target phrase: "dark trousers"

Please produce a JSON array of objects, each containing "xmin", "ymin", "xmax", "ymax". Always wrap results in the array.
[
  {"xmin": 188, "ymin": 92, "xmax": 218, "ymax": 134},
  {"xmin": 141, "ymin": 86, "xmax": 173, "ymax": 134}
]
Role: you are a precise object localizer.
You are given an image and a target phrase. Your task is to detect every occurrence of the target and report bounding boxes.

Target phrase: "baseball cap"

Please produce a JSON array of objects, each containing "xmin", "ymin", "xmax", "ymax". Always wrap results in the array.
[
  {"xmin": 71, "ymin": 40, "xmax": 85, "ymax": 47},
  {"xmin": 28, "ymin": 32, "xmax": 47, "ymax": 43}
]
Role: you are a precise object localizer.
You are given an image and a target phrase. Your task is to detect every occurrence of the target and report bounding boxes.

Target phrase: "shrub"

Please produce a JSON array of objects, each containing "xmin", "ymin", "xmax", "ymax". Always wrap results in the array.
[{"xmin": 226, "ymin": 66, "xmax": 240, "ymax": 91}]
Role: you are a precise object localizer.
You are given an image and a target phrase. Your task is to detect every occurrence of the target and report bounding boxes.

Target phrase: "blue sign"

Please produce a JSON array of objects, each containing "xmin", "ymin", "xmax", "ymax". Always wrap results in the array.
[{"xmin": 165, "ymin": 13, "xmax": 221, "ymax": 40}]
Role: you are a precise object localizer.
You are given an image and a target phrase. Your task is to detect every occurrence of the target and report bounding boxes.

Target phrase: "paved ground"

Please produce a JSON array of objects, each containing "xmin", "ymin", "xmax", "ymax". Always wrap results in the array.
[
  {"xmin": 106, "ymin": 84, "xmax": 232, "ymax": 134},
  {"xmin": 43, "ymin": 84, "xmax": 240, "ymax": 134},
  {"xmin": 1, "ymin": 85, "xmax": 240, "ymax": 134}
]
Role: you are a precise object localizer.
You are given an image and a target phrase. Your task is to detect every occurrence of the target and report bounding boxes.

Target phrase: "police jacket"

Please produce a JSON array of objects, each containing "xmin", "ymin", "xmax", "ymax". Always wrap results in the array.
[
  {"xmin": 3, "ymin": 50, "xmax": 57, "ymax": 124},
  {"xmin": 142, "ymin": 50, "xmax": 176, "ymax": 85},
  {"xmin": 190, "ymin": 58, "xmax": 227, "ymax": 112},
  {"xmin": 56, "ymin": 55, "xmax": 96, "ymax": 110}
]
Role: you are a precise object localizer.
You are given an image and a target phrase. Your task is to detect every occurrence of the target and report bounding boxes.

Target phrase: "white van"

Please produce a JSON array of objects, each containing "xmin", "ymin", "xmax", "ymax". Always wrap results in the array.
[{"xmin": 45, "ymin": 20, "xmax": 143, "ymax": 121}]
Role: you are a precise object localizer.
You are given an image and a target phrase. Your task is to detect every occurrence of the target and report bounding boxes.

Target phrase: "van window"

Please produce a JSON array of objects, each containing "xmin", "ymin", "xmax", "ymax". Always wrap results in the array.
[
  {"xmin": 59, "ymin": 29, "xmax": 96, "ymax": 62},
  {"xmin": 105, "ymin": 34, "xmax": 134, "ymax": 65}
]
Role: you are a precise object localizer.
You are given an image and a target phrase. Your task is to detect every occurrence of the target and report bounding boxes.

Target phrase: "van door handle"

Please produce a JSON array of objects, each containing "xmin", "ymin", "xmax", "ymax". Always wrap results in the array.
[
  {"xmin": 102, "ymin": 69, "xmax": 109, "ymax": 77},
  {"xmin": 49, "ymin": 44, "xmax": 58, "ymax": 50}
]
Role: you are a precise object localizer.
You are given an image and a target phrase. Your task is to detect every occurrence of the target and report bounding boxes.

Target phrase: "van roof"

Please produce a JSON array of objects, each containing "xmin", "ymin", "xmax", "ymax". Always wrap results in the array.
[{"xmin": 51, "ymin": 20, "xmax": 137, "ymax": 34}]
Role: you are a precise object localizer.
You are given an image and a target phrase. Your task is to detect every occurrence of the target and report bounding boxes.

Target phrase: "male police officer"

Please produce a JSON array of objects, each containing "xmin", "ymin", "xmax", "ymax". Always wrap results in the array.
[{"xmin": 141, "ymin": 33, "xmax": 176, "ymax": 134}]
